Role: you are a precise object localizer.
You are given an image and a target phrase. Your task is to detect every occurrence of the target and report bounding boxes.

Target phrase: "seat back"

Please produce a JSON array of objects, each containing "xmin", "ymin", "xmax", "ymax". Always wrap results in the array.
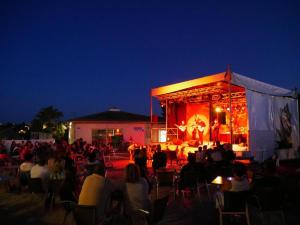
[
  {"xmin": 19, "ymin": 171, "xmax": 30, "ymax": 186},
  {"xmin": 223, "ymin": 191, "xmax": 250, "ymax": 212},
  {"xmin": 156, "ymin": 171, "xmax": 174, "ymax": 186},
  {"xmin": 151, "ymin": 196, "xmax": 169, "ymax": 225},
  {"xmin": 74, "ymin": 205, "xmax": 97, "ymax": 225},
  {"xmin": 29, "ymin": 178, "xmax": 45, "ymax": 193},
  {"xmin": 181, "ymin": 171, "xmax": 198, "ymax": 188},
  {"xmin": 166, "ymin": 151, "xmax": 177, "ymax": 161}
]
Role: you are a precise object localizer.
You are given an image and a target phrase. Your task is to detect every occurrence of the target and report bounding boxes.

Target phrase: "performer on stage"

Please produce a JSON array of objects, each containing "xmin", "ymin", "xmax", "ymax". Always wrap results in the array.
[
  {"xmin": 175, "ymin": 121, "xmax": 187, "ymax": 141},
  {"xmin": 211, "ymin": 119, "xmax": 220, "ymax": 146},
  {"xmin": 191, "ymin": 115, "xmax": 206, "ymax": 145}
]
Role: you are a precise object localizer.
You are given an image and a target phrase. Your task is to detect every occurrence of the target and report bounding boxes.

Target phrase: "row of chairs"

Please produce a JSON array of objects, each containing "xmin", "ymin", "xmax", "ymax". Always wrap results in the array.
[
  {"xmin": 154, "ymin": 169, "xmax": 211, "ymax": 200},
  {"xmin": 216, "ymin": 189, "xmax": 286, "ymax": 225},
  {"xmin": 60, "ymin": 196, "xmax": 169, "ymax": 225}
]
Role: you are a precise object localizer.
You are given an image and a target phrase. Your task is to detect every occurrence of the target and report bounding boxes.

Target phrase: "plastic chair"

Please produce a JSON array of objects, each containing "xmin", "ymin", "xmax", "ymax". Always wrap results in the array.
[
  {"xmin": 216, "ymin": 191, "xmax": 251, "ymax": 225},
  {"xmin": 155, "ymin": 169, "xmax": 175, "ymax": 199}
]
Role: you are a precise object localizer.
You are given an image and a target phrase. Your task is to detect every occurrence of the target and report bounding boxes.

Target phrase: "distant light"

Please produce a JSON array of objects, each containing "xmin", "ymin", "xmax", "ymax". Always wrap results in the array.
[
  {"xmin": 43, "ymin": 124, "xmax": 47, "ymax": 129},
  {"xmin": 215, "ymin": 107, "xmax": 222, "ymax": 113},
  {"xmin": 227, "ymin": 107, "xmax": 230, "ymax": 111}
]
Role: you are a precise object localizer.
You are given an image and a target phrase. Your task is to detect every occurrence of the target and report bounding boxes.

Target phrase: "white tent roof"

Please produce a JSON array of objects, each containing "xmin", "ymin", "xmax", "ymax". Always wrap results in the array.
[
  {"xmin": 231, "ymin": 72, "xmax": 293, "ymax": 97},
  {"xmin": 151, "ymin": 70, "xmax": 295, "ymax": 98}
]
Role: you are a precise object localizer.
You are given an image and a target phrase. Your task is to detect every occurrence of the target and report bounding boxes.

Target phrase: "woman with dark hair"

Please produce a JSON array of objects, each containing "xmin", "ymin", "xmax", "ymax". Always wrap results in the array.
[{"xmin": 124, "ymin": 163, "xmax": 150, "ymax": 215}]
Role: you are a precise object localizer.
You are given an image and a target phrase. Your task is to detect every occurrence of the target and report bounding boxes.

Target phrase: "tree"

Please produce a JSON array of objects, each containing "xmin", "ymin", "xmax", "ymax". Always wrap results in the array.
[{"xmin": 31, "ymin": 106, "xmax": 64, "ymax": 139}]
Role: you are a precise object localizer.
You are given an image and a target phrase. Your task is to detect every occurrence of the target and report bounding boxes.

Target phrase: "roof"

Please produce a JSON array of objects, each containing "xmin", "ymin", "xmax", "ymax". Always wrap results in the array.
[
  {"xmin": 151, "ymin": 72, "xmax": 227, "ymax": 96},
  {"xmin": 69, "ymin": 110, "xmax": 151, "ymax": 122},
  {"xmin": 152, "ymin": 70, "xmax": 294, "ymax": 99}
]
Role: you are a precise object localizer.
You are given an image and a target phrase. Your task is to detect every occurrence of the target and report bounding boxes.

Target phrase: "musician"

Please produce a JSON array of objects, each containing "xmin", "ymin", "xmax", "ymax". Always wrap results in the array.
[
  {"xmin": 192, "ymin": 116, "xmax": 206, "ymax": 145},
  {"xmin": 211, "ymin": 119, "xmax": 220, "ymax": 146},
  {"xmin": 175, "ymin": 121, "xmax": 187, "ymax": 141}
]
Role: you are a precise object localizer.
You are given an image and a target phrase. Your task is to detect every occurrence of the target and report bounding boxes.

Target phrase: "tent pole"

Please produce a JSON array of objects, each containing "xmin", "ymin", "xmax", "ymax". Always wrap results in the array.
[
  {"xmin": 150, "ymin": 91, "xmax": 153, "ymax": 144},
  {"xmin": 166, "ymin": 99, "xmax": 168, "ymax": 143},
  {"xmin": 226, "ymin": 65, "xmax": 233, "ymax": 145},
  {"xmin": 229, "ymin": 81, "xmax": 233, "ymax": 145}
]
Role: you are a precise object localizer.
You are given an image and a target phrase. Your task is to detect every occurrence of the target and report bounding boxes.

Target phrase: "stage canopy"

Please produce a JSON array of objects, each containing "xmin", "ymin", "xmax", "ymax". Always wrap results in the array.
[{"xmin": 151, "ymin": 70, "xmax": 299, "ymax": 160}]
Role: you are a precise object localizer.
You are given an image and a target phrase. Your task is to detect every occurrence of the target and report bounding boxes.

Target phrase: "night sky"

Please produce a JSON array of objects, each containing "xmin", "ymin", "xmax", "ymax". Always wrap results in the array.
[{"xmin": 1, "ymin": 0, "xmax": 300, "ymax": 123}]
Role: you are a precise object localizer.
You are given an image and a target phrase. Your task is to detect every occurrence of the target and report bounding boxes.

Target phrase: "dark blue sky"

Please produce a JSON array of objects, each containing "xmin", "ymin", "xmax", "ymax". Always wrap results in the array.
[{"xmin": 1, "ymin": 0, "xmax": 299, "ymax": 123}]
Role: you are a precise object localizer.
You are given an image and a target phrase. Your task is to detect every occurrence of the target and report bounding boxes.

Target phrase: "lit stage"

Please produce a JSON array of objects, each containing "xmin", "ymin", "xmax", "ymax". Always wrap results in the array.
[
  {"xmin": 160, "ymin": 141, "xmax": 248, "ymax": 157},
  {"xmin": 151, "ymin": 69, "xmax": 249, "ymax": 154}
]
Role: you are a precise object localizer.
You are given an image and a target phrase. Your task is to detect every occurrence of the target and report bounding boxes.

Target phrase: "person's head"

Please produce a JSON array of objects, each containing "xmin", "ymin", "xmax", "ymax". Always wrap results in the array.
[
  {"xmin": 203, "ymin": 145, "xmax": 208, "ymax": 151},
  {"xmin": 93, "ymin": 162, "xmax": 105, "ymax": 176},
  {"xmin": 187, "ymin": 153, "xmax": 196, "ymax": 163},
  {"xmin": 88, "ymin": 152, "xmax": 97, "ymax": 162},
  {"xmin": 24, "ymin": 152, "xmax": 33, "ymax": 162},
  {"xmin": 125, "ymin": 163, "xmax": 140, "ymax": 183},
  {"xmin": 37, "ymin": 156, "xmax": 47, "ymax": 166},
  {"xmin": 232, "ymin": 162, "xmax": 247, "ymax": 178},
  {"xmin": 198, "ymin": 146, "xmax": 203, "ymax": 152},
  {"xmin": 156, "ymin": 144, "xmax": 161, "ymax": 152}
]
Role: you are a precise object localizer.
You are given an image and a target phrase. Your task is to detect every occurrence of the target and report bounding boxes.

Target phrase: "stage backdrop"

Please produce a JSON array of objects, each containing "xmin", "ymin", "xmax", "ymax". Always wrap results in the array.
[{"xmin": 186, "ymin": 103, "xmax": 210, "ymax": 142}]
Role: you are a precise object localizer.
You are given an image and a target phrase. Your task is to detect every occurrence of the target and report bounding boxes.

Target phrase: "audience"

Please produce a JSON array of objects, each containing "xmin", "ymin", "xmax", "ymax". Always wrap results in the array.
[
  {"xmin": 152, "ymin": 144, "xmax": 167, "ymax": 174},
  {"xmin": 124, "ymin": 163, "xmax": 150, "ymax": 215},
  {"xmin": 78, "ymin": 162, "xmax": 114, "ymax": 222},
  {"xmin": 30, "ymin": 155, "xmax": 50, "ymax": 191}
]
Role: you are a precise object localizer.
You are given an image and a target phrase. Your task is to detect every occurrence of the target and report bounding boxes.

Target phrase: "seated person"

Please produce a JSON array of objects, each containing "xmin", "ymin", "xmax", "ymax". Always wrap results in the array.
[
  {"xmin": 196, "ymin": 146, "xmax": 206, "ymax": 163},
  {"xmin": 211, "ymin": 148, "xmax": 223, "ymax": 162},
  {"xmin": 59, "ymin": 170, "xmax": 77, "ymax": 202},
  {"xmin": 216, "ymin": 162, "xmax": 250, "ymax": 208},
  {"xmin": 20, "ymin": 152, "xmax": 34, "ymax": 173},
  {"xmin": 124, "ymin": 163, "xmax": 151, "ymax": 215},
  {"xmin": 179, "ymin": 154, "xmax": 204, "ymax": 190},
  {"xmin": 19, "ymin": 152, "xmax": 34, "ymax": 186},
  {"xmin": 223, "ymin": 162, "xmax": 250, "ymax": 192},
  {"xmin": 30, "ymin": 156, "xmax": 50, "ymax": 191},
  {"xmin": 152, "ymin": 145, "xmax": 167, "ymax": 174},
  {"xmin": 78, "ymin": 162, "xmax": 114, "ymax": 222}
]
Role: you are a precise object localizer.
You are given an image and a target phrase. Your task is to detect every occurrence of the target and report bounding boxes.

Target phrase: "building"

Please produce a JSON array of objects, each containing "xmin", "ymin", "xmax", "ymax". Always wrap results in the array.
[{"xmin": 68, "ymin": 108, "xmax": 164, "ymax": 146}]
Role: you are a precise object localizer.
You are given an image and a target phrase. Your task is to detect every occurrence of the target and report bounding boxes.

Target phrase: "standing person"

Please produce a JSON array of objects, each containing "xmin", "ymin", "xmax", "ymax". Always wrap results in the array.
[
  {"xmin": 211, "ymin": 119, "xmax": 220, "ymax": 146},
  {"xmin": 175, "ymin": 121, "xmax": 187, "ymax": 141},
  {"xmin": 192, "ymin": 115, "xmax": 206, "ymax": 145}
]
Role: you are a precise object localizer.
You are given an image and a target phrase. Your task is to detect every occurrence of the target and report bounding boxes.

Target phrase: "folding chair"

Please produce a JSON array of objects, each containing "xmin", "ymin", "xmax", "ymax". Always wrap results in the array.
[
  {"xmin": 216, "ymin": 191, "xmax": 251, "ymax": 225},
  {"xmin": 155, "ymin": 169, "xmax": 176, "ymax": 199}
]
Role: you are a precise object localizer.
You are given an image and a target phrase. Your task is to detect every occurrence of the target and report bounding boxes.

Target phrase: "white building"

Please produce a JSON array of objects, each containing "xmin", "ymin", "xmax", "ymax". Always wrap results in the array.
[{"xmin": 68, "ymin": 108, "xmax": 164, "ymax": 146}]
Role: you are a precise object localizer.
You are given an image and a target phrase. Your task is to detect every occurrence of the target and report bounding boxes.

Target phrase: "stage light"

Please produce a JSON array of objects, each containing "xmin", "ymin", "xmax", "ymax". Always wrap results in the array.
[{"xmin": 215, "ymin": 107, "xmax": 222, "ymax": 112}]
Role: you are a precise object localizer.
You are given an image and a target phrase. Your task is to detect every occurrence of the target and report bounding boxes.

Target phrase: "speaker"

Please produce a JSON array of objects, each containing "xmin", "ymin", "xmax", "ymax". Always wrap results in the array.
[
  {"xmin": 219, "ymin": 112, "xmax": 226, "ymax": 124},
  {"xmin": 212, "ymin": 111, "xmax": 226, "ymax": 124}
]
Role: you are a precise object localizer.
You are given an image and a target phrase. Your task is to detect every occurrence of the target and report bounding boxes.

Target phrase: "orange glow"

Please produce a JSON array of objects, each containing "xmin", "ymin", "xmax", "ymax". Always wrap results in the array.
[
  {"xmin": 215, "ymin": 107, "xmax": 222, "ymax": 113},
  {"xmin": 151, "ymin": 72, "xmax": 226, "ymax": 96}
]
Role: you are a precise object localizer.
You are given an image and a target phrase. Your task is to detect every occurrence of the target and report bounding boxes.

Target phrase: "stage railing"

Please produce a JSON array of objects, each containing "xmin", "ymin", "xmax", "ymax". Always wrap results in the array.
[{"xmin": 150, "ymin": 127, "xmax": 178, "ymax": 144}]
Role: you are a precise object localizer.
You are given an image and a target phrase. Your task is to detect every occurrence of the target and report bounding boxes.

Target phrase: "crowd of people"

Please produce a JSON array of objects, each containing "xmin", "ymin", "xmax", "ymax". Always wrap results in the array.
[{"xmin": 0, "ymin": 137, "xmax": 294, "ymax": 225}]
